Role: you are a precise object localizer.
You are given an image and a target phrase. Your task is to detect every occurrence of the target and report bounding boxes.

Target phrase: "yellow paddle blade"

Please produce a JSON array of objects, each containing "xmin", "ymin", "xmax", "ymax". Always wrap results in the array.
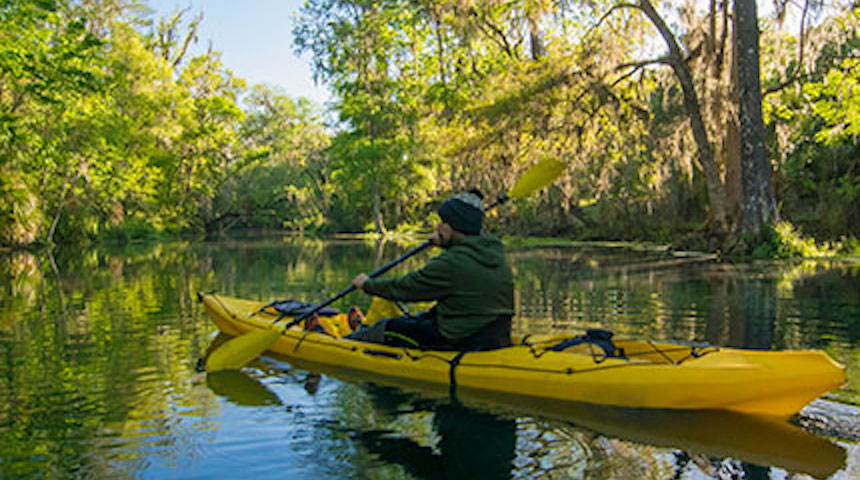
[
  {"xmin": 205, "ymin": 328, "xmax": 280, "ymax": 372},
  {"xmin": 508, "ymin": 158, "xmax": 566, "ymax": 200},
  {"xmin": 365, "ymin": 297, "xmax": 401, "ymax": 325}
]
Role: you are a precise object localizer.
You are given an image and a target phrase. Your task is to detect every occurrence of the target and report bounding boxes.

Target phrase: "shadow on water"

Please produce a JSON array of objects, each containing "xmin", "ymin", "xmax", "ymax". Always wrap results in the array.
[
  {"xmin": 205, "ymin": 366, "xmax": 517, "ymax": 480},
  {"xmin": 349, "ymin": 387, "xmax": 517, "ymax": 480}
]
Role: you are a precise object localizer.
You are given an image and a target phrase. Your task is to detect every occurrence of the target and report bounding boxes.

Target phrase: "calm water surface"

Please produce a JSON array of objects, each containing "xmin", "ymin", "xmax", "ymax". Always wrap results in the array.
[{"xmin": 0, "ymin": 237, "xmax": 858, "ymax": 479}]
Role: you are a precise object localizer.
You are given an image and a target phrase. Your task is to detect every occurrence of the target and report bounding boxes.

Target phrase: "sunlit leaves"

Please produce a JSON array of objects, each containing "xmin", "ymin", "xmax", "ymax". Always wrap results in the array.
[
  {"xmin": 296, "ymin": 0, "xmax": 438, "ymax": 232},
  {"xmin": 804, "ymin": 58, "xmax": 860, "ymax": 144},
  {"xmin": 0, "ymin": 1, "xmax": 249, "ymax": 243},
  {"xmin": 2, "ymin": 0, "xmax": 858, "ymax": 244}
]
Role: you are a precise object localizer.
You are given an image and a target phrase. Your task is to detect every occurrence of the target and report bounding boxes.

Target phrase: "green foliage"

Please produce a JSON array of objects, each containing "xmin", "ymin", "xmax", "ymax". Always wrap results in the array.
[
  {"xmin": 0, "ymin": 1, "xmax": 253, "ymax": 245},
  {"xmin": 764, "ymin": 8, "xmax": 860, "ymax": 242},
  {"xmin": 804, "ymin": 44, "xmax": 860, "ymax": 145},
  {"xmin": 211, "ymin": 85, "xmax": 330, "ymax": 234},
  {"xmin": 296, "ymin": 0, "xmax": 437, "ymax": 233},
  {"xmin": 1, "ymin": 0, "xmax": 859, "ymax": 249},
  {"xmin": 750, "ymin": 221, "xmax": 838, "ymax": 259},
  {"xmin": 0, "ymin": 0, "xmax": 110, "ymax": 244},
  {"xmin": 837, "ymin": 236, "xmax": 860, "ymax": 257},
  {"xmin": 101, "ymin": 220, "xmax": 167, "ymax": 245}
]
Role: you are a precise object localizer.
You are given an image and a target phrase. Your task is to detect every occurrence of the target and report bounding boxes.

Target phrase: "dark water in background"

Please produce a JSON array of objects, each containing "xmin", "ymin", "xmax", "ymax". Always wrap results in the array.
[{"xmin": 0, "ymin": 237, "xmax": 857, "ymax": 479}]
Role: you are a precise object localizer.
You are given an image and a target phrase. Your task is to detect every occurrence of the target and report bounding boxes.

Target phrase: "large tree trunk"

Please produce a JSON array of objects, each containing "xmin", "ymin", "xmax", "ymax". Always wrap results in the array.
[
  {"xmin": 706, "ymin": 0, "xmax": 743, "ymax": 227},
  {"xmin": 734, "ymin": 0, "xmax": 777, "ymax": 237},
  {"xmin": 723, "ymin": 75, "xmax": 743, "ymax": 225}
]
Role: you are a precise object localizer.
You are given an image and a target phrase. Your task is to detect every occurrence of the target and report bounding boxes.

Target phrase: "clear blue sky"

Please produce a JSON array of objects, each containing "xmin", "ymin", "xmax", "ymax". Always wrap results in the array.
[{"xmin": 146, "ymin": 0, "xmax": 329, "ymax": 104}]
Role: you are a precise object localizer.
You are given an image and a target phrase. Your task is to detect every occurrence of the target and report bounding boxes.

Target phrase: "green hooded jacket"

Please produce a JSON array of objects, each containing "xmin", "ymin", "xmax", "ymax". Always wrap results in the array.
[{"xmin": 362, "ymin": 235, "xmax": 514, "ymax": 341}]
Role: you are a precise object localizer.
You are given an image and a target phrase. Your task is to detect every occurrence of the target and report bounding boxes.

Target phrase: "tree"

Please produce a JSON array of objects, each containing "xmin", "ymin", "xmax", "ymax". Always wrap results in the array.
[
  {"xmin": 211, "ymin": 85, "xmax": 330, "ymax": 233},
  {"xmin": 295, "ymin": 0, "xmax": 435, "ymax": 233},
  {"xmin": 735, "ymin": 0, "xmax": 778, "ymax": 239},
  {"xmin": 0, "ymin": 1, "xmax": 249, "ymax": 245},
  {"xmin": 0, "ymin": 0, "xmax": 109, "ymax": 244}
]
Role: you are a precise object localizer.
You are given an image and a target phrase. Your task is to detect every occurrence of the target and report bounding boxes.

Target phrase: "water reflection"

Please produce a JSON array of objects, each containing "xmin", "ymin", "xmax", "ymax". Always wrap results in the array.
[
  {"xmin": 512, "ymin": 247, "xmax": 859, "ymax": 350},
  {"xmin": 206, "ymin": 371, "xmax": 283, "ymax": 407},
  {"xmin": 0, "ymin": 237, "xmax": 857, "ymax": 478},
  {"xmin": 203, "ymin": 361, "xmax": 845, "ymax": 480},
  {"xmin": 253, "ymin": 352, "xmax": 849, "ymax": 479},
  {"xmin": 464, "ymin": 390, "xmax": 846, "ymax": 479}
]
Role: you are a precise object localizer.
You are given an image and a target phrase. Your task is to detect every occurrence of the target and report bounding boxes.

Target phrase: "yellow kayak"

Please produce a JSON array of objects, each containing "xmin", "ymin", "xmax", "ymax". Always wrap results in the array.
[{"xmin": 199, "ymin": 293, "xmax": 845, "ymax": 418}]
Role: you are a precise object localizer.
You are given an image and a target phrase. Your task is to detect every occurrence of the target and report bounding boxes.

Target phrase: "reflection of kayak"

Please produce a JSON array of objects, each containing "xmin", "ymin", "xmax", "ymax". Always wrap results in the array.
[
  {"xmin": 200, "ymin": 293, "xmax": 845, "ymax": 417},
  {"xmin": 205, "ymin": 356, "xmax": 847, "ymax": 479},
  {"xmin": 461, "ymin": 391, "xmax": 846, "ymax": 479}
]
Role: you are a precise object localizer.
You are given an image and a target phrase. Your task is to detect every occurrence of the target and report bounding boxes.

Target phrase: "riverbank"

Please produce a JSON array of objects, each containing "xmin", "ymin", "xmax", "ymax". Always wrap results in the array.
[{"xmin": 4, "ymin": 226, "xmax": 860, "ymax": 264}]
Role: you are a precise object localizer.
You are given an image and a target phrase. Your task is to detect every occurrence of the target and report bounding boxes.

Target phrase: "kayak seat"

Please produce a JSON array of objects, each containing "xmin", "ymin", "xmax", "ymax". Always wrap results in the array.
[
  {"xmin": 548, "ymin": 329, "xmax": 626, "ymax": 361},
  {"xmin": 453, "ymin": 314, "xmax": 513, "ymax": 352}
]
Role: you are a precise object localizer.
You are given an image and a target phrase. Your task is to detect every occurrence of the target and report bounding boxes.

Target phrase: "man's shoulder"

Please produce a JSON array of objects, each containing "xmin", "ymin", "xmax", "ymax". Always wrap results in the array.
[
  {"xmin": 459, "ymin": 234, "xmax": 505, "ymax": 251},
  {"xmin": 444, "ymin": 235, "xmax": 507, "ymax": 265},
  {"xmin": 423, "ymin": 251, "xmax": 454, "ymax": 270}
]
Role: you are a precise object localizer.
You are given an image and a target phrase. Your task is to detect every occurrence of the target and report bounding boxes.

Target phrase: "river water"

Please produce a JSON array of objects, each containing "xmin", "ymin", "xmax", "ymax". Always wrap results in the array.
[{"xmin": 0, "ymin": 237, "xmax": 857, "ymax": 479}]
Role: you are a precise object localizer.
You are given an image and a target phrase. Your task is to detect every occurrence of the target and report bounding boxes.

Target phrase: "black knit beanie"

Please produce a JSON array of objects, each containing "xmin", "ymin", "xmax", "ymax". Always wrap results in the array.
[{"xmin": 437, "ymin": 192, "xmax": 484, "ymax": 236}]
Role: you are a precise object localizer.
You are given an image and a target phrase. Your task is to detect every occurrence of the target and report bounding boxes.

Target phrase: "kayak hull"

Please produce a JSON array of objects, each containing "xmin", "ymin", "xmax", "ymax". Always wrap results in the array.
[{"xmin": 200, "ymin": 293, "xmax": 845, "ymax": 417}]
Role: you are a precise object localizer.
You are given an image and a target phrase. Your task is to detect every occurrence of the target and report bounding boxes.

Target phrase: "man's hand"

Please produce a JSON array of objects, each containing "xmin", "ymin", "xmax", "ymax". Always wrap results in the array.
[
  {"xmin": 429, "ymin": 230, "xmax": 443, "ymax": 246},
  {"xmin": 430, "ymin": 222, "xmax": 454, "ymax": 247},
  {"xmin": 352, "ymin": 273, "xmax": 370, "ymax": 291}
]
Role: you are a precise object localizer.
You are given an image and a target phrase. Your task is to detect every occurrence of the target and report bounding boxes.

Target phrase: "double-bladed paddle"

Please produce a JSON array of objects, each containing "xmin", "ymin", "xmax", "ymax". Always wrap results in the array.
[{"xmin": 205, "ymin": 158, "xmax": 566, "ymax": 372}]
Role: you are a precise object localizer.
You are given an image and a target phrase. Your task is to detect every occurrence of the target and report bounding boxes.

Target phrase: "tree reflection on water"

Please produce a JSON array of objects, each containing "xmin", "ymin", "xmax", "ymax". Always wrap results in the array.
[{"xmin": 0, "ymin": 238, "xmax": 856, "ymax": 478}]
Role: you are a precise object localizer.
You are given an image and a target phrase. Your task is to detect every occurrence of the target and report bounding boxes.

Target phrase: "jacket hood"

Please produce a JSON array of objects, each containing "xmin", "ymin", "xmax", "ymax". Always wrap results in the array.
[{"xmin": 450, "ymin": 235, "xmax": 505, "ymax": 267}]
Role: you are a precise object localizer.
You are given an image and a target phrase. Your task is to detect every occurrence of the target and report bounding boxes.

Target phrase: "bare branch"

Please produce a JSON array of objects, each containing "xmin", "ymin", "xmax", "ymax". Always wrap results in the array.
[
  {"xmin": 172, "ymin": 11, "xmax": 202, "ymax": 69},
  {"xmin": 591, "ymin": 3, "xmax": 642, "ymax": 34},
  {"xmin": 763, "ymin": 0, "xmax": 811, "ymax": 97},
  {"xmin": 470, "ymin": 7, "xmax": 517, "ymax": 59},
  {"xmin": 614, "ymin": 56, "xmax": 673, "ymax": 73}
]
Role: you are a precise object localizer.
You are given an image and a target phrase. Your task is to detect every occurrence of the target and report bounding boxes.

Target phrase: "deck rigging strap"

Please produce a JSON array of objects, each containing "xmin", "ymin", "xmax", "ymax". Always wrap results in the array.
[
  {"xmin": 548, "ymin": 329, "xmax": 626, "ymax": 363},
  {"xmin": 250, "ymin": 298, "xmax": 341, "ymax": 320},
  {"xmin": 270, "ymin": 299, "xmax": 339, "ymax": 317},
  {"xmin": 448, "ymin": 351, "xmax": 469, "ymax": 396}
]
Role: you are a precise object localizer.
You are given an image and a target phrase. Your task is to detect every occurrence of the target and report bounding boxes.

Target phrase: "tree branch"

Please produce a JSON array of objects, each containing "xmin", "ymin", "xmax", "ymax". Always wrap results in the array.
[
  {"xmin": 172, "ymin": 11, "xmax": 202, "ymax": 69},
  {"xmin": 763, "ymin": 0, "xmax": 810, "ymax": 98},
  {"xmin": 590, "ymin": 3, "xmax": 642, "ymax": 36},
  {"xmin": 614, "ymin": 56, "xmax": 673, "ymax": 74},
  {"xmin": 717, "ymin": 0, "xmax": 729, "ymax": 67},
  {"xmin": 470, "ymin": 6, "xmax": 517, "ymax": 59}
]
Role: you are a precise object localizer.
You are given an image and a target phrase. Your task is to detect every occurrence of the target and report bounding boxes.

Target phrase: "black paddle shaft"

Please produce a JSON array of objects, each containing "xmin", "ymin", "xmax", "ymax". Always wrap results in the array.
[{"xmin": 285, "ymin": 240, "xmax": 433, "ymax": 328}]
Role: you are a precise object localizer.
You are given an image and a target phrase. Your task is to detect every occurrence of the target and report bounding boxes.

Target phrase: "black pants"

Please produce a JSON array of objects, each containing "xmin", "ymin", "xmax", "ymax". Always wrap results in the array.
[
  {"xmin": 384, "ymin": 312, "xmax": 454, "ymax": 348},
  {"xmin": 347, "ymin": 311, "xmax": 456, "ymax": 349},
  {"xmin": 348, "ymin": 310, "xmax": 513, "ymax": 351}
]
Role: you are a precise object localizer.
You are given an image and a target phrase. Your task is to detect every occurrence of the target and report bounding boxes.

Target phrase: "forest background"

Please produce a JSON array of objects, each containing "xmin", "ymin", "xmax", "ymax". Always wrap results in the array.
[{"xmin": 0, "ymin": 0, "xmax": 857, "ymax": 257}]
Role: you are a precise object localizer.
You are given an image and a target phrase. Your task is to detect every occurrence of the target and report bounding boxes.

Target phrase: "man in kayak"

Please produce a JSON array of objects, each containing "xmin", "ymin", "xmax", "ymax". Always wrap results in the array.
[{"xmin": 349, "ymin": 190, "xmax": 515, "ymax": 351}]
